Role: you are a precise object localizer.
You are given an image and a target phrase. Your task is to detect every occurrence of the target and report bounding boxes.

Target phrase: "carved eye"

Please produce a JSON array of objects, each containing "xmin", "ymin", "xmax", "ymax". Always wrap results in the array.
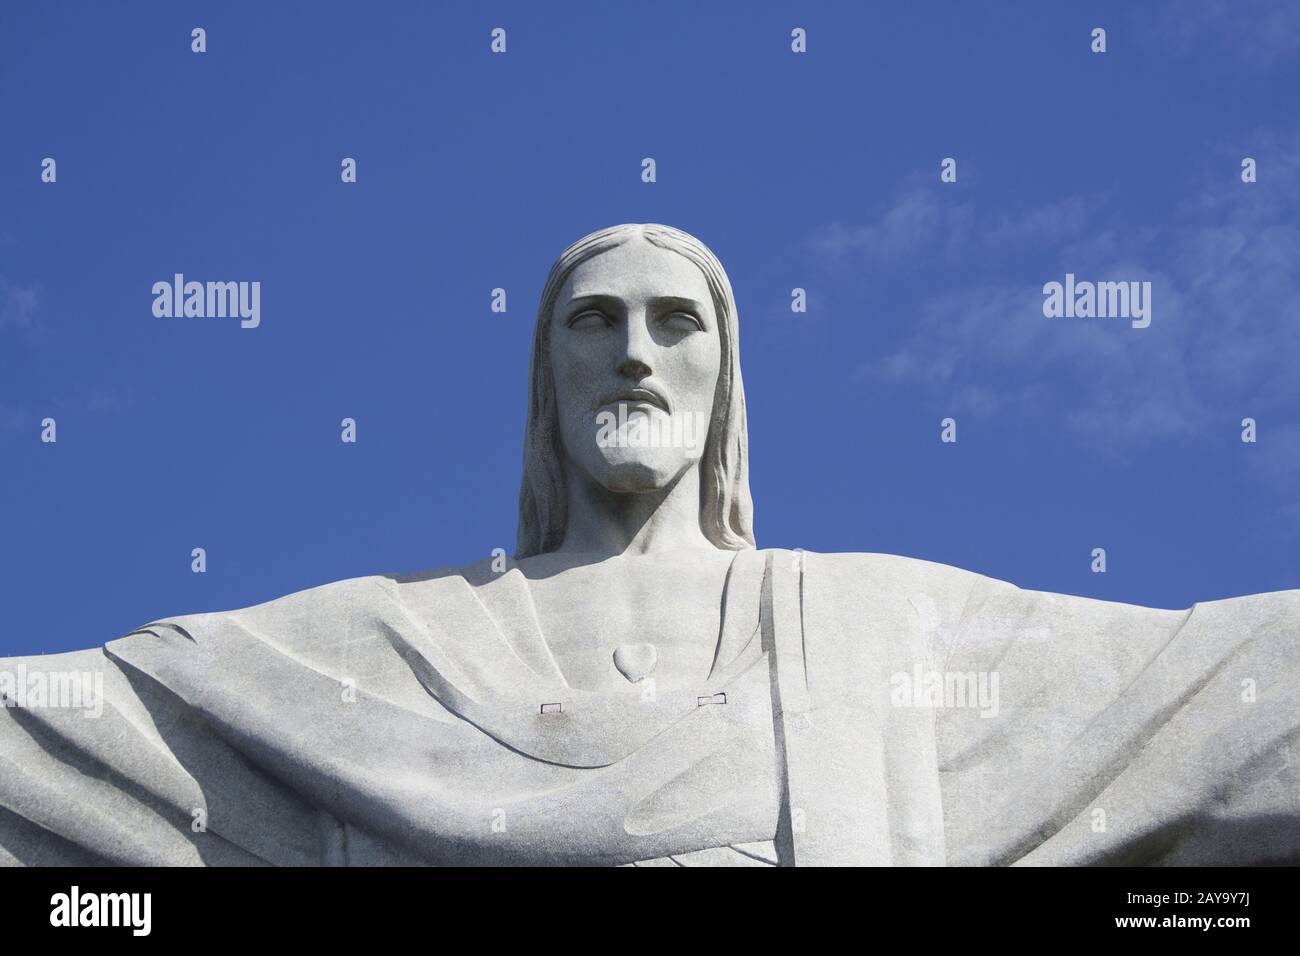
[
  {"xmin": 568, "ymin": 310, "xmax": 611, "ymax": 330},
  {"xmin": 662, "ymin": 311, "xmax": 703, "ymax": 332}
]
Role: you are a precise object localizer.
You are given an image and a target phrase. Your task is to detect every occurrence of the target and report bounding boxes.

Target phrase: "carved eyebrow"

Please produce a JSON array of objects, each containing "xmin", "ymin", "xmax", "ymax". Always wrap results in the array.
[
  {"xmin": 651, "ymin": 296, "xmax": 708, "ymax": 317},
  {"xmin": 564, "ymin": 294, "xmax": 708, "ymax": 313},
  {"xmin": 564, "ymin": 294, "xmax": 624, "ymax": 314}
]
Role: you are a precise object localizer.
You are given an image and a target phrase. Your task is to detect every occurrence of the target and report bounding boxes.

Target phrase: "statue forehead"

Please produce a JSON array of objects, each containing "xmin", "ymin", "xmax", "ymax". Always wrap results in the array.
[{"xmin": 559, "ymin": 239, "xmax": 713, "ymax": 303}]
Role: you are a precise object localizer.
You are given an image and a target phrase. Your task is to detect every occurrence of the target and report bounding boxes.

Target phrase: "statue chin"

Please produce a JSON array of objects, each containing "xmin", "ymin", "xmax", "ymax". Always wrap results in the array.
[{"xmin": 586, "ymin": 449, "xmax": 688, "ymax": 494}]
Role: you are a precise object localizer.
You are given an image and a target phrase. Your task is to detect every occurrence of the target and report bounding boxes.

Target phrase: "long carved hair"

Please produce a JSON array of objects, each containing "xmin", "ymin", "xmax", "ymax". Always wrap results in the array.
[{"xmin": 515, "ymin": 223, "xmax": 755, "ymax": 558}]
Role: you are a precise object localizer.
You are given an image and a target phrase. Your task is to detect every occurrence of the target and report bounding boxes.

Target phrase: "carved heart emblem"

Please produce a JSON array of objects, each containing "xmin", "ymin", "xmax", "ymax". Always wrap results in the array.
[{"xmin": 612, "ymin": 643, "xmax": 658, "ymax": 684}]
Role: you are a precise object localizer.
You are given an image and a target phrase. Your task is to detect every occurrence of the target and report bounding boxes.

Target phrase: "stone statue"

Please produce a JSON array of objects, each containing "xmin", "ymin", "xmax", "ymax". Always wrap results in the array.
[{"xmin": 2, "ymin": 224, "xmax": 1297, "ymax": 866}]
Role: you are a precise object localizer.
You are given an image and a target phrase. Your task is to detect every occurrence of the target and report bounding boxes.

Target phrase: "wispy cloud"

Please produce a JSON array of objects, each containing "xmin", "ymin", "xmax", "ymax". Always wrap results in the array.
[
  {"xmin": 820, "ymin": 128, "xmax": 1299, "ymax": 443},
  {"xmin": 0, "ymin": 277, "xmax": 39, "ymax": 330},
  {"xmin": 1142, "ymin": 0, "xmax": 1300, "ymax": 71},
  {"xmin": 807, "ymin": 126, "xmax": 1300, "ymax": 520},
  {"xmin": 0, "ymin": 390, "xmax": 134, "ymax": 445},
  {"xmin": 65, "ymin": 386, "xmax": 135, "ymax": 416},
  {"xmin": 0, "ymin": 404, "xmax": 30, "ymax": 438}
]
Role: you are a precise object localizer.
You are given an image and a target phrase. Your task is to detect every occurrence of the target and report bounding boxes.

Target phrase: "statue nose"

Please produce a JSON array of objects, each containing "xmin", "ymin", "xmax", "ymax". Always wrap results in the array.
[
  {"xmin": 620, "ymin": 315, "xmax": 655, "ymax": 379},
  {"xmin": 617, "ymin": 357, "xmax": 651, "ymax": 380}
]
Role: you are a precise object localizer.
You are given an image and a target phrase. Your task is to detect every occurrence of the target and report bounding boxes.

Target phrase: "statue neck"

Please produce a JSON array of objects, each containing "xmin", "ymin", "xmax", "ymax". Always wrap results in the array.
[{"xmin": 557, "ymin": 465, "xmax": 714, "ymax": 557}]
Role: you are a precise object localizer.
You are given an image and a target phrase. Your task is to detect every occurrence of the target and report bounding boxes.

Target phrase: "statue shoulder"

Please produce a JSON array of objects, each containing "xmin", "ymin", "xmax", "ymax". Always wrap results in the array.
[
  {"xmin": 781, "ymin": 550, "xmax": 1017, "ymax": 635},
  {"xmin": 119, "ymin": 556, "xmax": 512, "ymax": 648},
  {"xmin": 801, "ymin": 549, "xmax": 988, "ymax": 581},
  {"xmin": 124, "ymin": 572, "xmax": 407, "ymax": 643},
  {"xmin": 800, "ymin": 549, "xmax": 998, "ymax": 595}
]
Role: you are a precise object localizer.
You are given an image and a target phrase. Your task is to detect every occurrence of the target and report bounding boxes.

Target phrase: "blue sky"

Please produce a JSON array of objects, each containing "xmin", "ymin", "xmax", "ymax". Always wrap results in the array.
[{"xmin": 2, "ymin": 1, "xmax": 1298, "ymax": 654}]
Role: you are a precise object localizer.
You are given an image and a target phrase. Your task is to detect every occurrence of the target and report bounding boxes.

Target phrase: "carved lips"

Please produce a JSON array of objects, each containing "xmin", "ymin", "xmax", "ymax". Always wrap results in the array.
[{"xmin": 598, "ymin": 387, "xmax": 670, "ymax": 414}]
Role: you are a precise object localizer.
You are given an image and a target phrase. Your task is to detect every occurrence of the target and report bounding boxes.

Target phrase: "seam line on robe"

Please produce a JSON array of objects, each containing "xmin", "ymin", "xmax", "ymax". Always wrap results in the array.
[{"xmin": 761, "ymin": 550, "xmax": 808, "ymax": 867}]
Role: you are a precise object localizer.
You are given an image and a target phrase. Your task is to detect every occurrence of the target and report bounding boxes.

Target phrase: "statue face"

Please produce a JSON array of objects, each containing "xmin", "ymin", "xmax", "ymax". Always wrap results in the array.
[{"xmin": 549, "ymin": 238, "xmax": 722, "ymax": 494}]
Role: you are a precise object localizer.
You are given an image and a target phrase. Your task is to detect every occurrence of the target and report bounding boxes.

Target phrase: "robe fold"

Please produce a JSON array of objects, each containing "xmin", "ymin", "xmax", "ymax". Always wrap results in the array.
[{"xmin": 1, "ymin": 550, "xmax": 1296, "ymax": 866}]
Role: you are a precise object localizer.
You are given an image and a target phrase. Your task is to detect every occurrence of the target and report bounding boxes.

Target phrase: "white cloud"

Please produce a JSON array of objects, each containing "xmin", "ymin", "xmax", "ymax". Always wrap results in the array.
[
  {"xmin": 0, "ymin": 278, "xmax": 38, "ymax": 329},
  {"xmin": 1144, "ymin": 0, "xmax": 1300, "ymax": 70},
  {"xmin": 810, "ymin": 129, "xmax": 1300, "ymax": 517},
  {"xmin": 0, "ymin": 404, "xmax": 30, "ymax": 438}
]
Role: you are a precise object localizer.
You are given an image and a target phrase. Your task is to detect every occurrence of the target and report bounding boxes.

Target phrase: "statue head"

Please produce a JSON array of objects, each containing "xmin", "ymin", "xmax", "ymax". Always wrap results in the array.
[{"xmin": 516, "ymin": 224, "xmax": 755, "ymax": 557}]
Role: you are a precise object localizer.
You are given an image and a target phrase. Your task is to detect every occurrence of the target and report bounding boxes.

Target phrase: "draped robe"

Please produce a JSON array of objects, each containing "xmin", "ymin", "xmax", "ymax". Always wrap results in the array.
[{"xmin": 1, "ymin": 550, "xmax": 1297, "ymax": 866}]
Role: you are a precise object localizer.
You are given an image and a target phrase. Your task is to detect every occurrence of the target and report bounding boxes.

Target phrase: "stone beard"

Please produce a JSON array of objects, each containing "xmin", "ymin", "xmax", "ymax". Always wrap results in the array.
[{"xmin": 1, "ymin": 224, "xmax": 1297, "ymax": 866}]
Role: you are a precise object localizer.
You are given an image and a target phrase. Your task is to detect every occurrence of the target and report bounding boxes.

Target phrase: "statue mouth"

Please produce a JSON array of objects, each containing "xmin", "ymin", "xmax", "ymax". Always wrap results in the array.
[{"xmin": 599, "ymin": 387, "xmax": 670, "ymax": 414}]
